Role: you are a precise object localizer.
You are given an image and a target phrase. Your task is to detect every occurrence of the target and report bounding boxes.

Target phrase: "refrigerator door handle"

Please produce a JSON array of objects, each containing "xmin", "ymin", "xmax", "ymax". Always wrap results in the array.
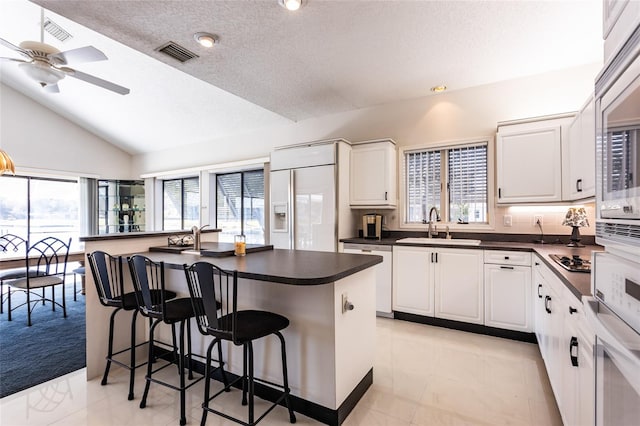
[{"xmin": 290, "ymin": 169, "xmax": 295, "ymax": 250}]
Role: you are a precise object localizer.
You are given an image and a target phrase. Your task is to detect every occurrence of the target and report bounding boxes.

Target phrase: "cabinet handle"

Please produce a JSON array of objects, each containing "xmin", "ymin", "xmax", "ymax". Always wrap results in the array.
[
  {"xmin": 435, "ymin": 252, "xmax": 438, "ymax": 263},
  {"xmin": 570, "ymin": 336, "xmax": 579, "ymax": 367},
  {"xmin": 361, "ymin": 249, "xmax": 372, "ymax": 253},
  {"xmin": 569, "ymin": 306, "xmax": 578, "ymax": 315},
  {"xmin": 431, "ymin": 252, "xmax": 434, "ymax": 263},
  {"xmin": 498, "ymin": 188, "xmax": 502, "ymax": 198},
  {"xmin": 535, "ymin": 262, "xmax": 540, "ymax": 266},
  {"xmin": 384, "ymin": 191, "xmax": 388, "ymax": 200},
  {"xmin": 537, "ymin": 284, "xmax": 543, "ymax": 298},
  {"xmin": 500, "ymin": 266, "xmax": 514, "ymax": 270},
  {"xmin": 545, "ymin": 295, "xmax": 552, "ymax": 314},
  {"xmin": 576, "ymin": 179, "xmax": 582, "ymax": 192},
  {"xmin": 504, "ymin": 256, "xmax": 510, "ymax": 260}
]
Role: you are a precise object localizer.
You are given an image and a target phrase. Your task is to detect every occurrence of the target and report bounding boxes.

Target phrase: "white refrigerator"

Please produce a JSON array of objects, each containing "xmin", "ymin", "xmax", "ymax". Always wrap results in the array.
[{"xmin": 269, "ymin": 140, "xmax": 352, "ymax": 252}]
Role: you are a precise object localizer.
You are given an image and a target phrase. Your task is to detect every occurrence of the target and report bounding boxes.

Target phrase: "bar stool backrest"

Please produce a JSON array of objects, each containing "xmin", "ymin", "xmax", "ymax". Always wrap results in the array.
[
  {"xmin": 0, "ymin": 234, "xmax": 27, "ymax": 254},
  {"xmin": 184, "ymin": 262, "xmax": 237, "ymax": 344},
  {"xmin": 87, "ymin": 251, "xmax": 126, "ymax": 307},
  {"xmin": 128, "ymin": 255, "xmax": 167, "ymax": 318},
  {"xmin": 28, "ymin": 237, "xmax": 71, "ymax": 278}
]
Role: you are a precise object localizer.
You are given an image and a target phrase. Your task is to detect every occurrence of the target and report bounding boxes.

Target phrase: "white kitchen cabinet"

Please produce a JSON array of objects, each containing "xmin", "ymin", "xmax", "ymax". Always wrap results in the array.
[
  {"xmin": 343, "ymin": 243, "xmax": 393, "ymax": 317},
  {"xmin": 393, "ymin": 245, "xmax": 433, "ymax": 316},
  {"xmin": 484, "ymin": 264, "xmax": 532, "ymax": 332},
  {"xmin": 603, "ymin": 0, "xmax": 640, "ymax": 63},
  {"xmin": 566, "ymin": 96, "xmax": 596, "ymax": 200},
  {"xmin": 434, "ymin": 249, "xmax": 484, "ymax": 324},
  {"xmin": 393, "ymin": 246, "xmax": 483, "ymax": 324},
  {"xmin": 496, "ymin": 116, "xmax": 573, "ymax": 203},
  {"xmin": 350, "ymin": 139, "xmax": 397, "ymax": 208}
]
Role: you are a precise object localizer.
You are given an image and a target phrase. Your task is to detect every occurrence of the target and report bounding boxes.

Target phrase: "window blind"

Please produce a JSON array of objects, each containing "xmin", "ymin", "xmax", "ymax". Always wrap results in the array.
[
  {"xmin": 448, "ymin": 145, "xmax": 488, "ymax": 223},
  {"xmin": 405, "ymin": 150, "xmax": 441, "ymax": 223}
]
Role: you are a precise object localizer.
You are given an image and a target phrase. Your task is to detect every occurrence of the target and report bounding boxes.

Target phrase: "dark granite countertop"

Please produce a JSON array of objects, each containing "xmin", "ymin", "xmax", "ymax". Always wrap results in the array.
[
  {"xmin": 341, "ymin": 236, "xmax": 602, "ymax": 300},
  {"xmin": 140, "ymin": 248, "xmax": 382, "ymax": 286}
]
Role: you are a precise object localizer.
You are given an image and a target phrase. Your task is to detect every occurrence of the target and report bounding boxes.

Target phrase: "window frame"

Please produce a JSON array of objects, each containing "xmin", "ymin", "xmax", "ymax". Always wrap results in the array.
[
  {"xmin": 161, "ymin": 176, "xmax": 200, "ymax": 230},
  {"xmin": 399, "ymin": 137, "xmax": 495, "ymax": 231}
]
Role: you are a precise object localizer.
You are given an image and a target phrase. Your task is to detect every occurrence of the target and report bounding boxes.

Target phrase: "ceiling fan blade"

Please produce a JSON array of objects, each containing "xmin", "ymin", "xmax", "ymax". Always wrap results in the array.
[
  {"xmin": 49, "ymin": 46, "xmax": 107, "ymax": 66},
  {"xmin": 0, "ymin": 57, "xmax": 28, "ymax": 63},
  {"xmin": 63, "ymin": 68, "xmax": 130, "ymax": 95},
  {"xmin": 43, "ymin": 83, "xmax": 60, "ymax": 93},
  {"xmin": 0, "ymin": 37, "xmax": 29, "ymax": 56}
]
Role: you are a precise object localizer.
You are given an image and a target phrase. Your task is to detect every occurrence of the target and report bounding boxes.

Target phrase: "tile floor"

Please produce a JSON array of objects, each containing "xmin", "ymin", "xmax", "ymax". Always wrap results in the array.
[{"xmin": 0, "ymin": 318, "xmax": 562, "ymax": 426}]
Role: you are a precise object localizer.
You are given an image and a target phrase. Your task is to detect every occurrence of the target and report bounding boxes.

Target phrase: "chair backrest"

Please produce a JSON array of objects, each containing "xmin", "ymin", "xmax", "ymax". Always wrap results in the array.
[
  {"xmin": 27, "ymin": 237, "xmax": 71, "ymax": 277},
  {"xmin": 128, "ymin": 255, "xmax": 167, "ymax": 318},
  {"xmin": 87, "ymin": 250, "xmax": 126, "ymax": 307},
  {"xmin": 0, "ymin": 234, "xmax": 27, "ymax": 254},
  {"xmin": 184, "ymin": 261, "xmax": 237, "ymax": 343}
]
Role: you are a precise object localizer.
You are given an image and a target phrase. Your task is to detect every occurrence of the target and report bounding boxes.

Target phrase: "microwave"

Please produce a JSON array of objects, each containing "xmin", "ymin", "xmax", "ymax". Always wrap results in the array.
[{"xmin": 596, "ymin": 24, "xmax": 640, "ymax": 253}]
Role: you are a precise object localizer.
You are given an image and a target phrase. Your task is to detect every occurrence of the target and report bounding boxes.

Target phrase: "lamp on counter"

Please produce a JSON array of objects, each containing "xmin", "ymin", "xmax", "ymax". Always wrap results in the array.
[
  {"xmin": 562, "ymin": 207, "xmax": 589, "ymax": 247},
  {"xmin": 0, "ymin": 149, "xmax": 16, "ymax": 175}
]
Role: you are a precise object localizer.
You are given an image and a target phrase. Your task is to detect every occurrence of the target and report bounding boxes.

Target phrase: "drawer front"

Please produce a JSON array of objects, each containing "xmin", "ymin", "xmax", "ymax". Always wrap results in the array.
[{"xmin": 484, "ymin": 250, "xmax": 531, "ymax": 266}]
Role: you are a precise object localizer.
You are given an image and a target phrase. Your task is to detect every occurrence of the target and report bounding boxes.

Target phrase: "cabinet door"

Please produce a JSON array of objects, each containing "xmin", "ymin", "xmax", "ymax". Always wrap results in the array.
[
  {"xmin": 350, "ymin": 141, "xmax": 397, "ymax": 207},
  {"xmin": 497, "ymin": 121, "xmax": 563, "ymax": 203},
  {"xmin": 484, "ymin": 264, "xmax": 532, "ymax": 331},
  {"xmin": 533, "ymin": 260, "xmax": 547, "ymax": 344},
  {"xmin": 393, "ymin": 246, "xmax": 433, "ymax": 316},
  {"xmin": 434, "ymin": 248, "xmax": 484, "ymax": 324},
  {"xmin": 344, "ymin": 247, "xmax": 393, "ymax": 315},
  {"xmin": 567, "ymin": 97, "xmax": 596, "ymax": 200}
]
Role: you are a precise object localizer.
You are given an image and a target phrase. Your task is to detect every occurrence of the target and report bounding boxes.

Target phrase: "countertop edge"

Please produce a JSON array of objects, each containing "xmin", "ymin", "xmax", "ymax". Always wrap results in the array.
[{"xmin": 80, "ymin": 228, "xmax": 221, "ymax": 242}]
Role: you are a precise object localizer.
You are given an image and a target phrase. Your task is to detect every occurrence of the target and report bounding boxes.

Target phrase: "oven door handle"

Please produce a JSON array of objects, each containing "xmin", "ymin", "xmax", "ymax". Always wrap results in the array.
[{"xmin": 585, "ymin": 299, "xmax": 640, "ymax": 388}]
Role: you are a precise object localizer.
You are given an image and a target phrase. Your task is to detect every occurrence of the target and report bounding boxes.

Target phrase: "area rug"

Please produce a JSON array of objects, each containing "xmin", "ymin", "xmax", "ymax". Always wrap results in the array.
[{"xmin": 0, "ymin": 283, "xmax": 86, "ymax": 398}]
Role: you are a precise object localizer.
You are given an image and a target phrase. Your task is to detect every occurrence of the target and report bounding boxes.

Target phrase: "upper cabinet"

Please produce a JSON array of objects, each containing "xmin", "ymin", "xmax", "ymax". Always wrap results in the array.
[
  {"xmin": 496, "ymin": 116, "xmax": 573, "ymax": 204},
  {"xmin": 566, "ymin": 96, "xmax": 596, "ymax": 200},
  {"xmin": 603, "ymin": 0, "xmax": 640, "ymax": 64},
  {"xmin": 350, "ymin": 139, "xmax": 397, "ymax": 208}
]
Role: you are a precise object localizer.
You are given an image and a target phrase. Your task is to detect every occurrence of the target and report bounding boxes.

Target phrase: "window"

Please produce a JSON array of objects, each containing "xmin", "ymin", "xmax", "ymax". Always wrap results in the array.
[
  {"xmin": 163, "ymin": 177, "xmax": 199, "ymax": 230},
  {"xmin": 216, "ymin": 170, "xmax": 265, "ymax": 244},
  {"xmin": 404, "ymin": 142, "xmax": 488, "ymax": 225},
  {"xmin": 0, "ymin": 175, "xmax": 80, "ymax": 250}
]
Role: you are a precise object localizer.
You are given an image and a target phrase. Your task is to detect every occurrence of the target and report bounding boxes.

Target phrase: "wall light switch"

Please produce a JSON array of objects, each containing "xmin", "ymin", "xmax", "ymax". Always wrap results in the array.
[{"xmin": 503, "ymin": 215, "xmax": 512, "ymax": 227}]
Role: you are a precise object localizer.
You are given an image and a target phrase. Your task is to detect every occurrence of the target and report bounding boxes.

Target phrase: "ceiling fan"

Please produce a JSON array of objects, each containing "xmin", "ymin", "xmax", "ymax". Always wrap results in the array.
[{"xmin": 0, "ymin": 37, "xmax": 130, "ymax": 95}]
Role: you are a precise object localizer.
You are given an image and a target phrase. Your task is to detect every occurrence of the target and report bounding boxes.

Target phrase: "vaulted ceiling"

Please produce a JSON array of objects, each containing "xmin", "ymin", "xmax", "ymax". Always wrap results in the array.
[{"xmin": 0, "ymin": 0, "xmax": 603, "ymax": 155}]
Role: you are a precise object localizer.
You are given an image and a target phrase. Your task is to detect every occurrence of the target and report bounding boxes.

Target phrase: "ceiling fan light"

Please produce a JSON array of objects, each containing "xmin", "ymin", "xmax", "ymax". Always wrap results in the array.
[
  {"xmin": 0, "ymin": 149, "xmax": 16, "ymax": 175},
  {"xmin": 19, "ymin": 61, "xmax": 65, "ymax": 85},
  {"xmin": 279, "ymin": 0, "xmax": 303, "ymax": 11},
  {"xmin": 193, "ymin": 32, "xmax": 218, "ymax": 48}
]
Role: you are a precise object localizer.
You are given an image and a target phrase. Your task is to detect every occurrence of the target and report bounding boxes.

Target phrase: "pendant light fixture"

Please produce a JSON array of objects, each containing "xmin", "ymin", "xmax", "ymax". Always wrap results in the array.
[{"xmin": 0, "ymin": 149, "xmax": 16, "ymax": 175}]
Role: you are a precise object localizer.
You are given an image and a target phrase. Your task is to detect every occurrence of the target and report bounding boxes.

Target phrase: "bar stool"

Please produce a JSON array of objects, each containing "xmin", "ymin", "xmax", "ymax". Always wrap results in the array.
[
  {"xmin": 183, "ymin": 261, "xmax": 296, "ymax": 426},
  {"xmin": 87, "ymin": 251, "xmax": 176, "ymax": 400},
  {"xmin": 72, "ymin": 265, "xmax": 85, "ymax": 301},
  {"xmin": 128, "ymin": 254, "xmax": 203, "ymax": 426}
]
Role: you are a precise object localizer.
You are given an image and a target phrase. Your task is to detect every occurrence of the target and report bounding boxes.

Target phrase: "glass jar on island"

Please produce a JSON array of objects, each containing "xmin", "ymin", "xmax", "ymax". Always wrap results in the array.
[{"xmin": 234, "ymin": 235, "xmax": 246, "ymax": 256}]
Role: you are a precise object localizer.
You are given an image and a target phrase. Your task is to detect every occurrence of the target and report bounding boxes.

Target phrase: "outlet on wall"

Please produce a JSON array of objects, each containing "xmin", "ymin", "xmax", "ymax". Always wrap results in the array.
[
  {"xmin": 533, "ymin": 215, "xmax": 543, "ymax": 227},
  {"xmin": 503, "ymin": 215, "xmax": 512, "ymax": 227}
]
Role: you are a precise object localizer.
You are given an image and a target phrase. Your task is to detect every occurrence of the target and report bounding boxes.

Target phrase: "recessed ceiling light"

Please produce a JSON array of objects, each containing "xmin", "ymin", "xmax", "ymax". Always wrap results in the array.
[
  {"xmin": 279, "ymin": 0, "xmax": 304, "ymax": 11},
  {"xmin": 193, "ymin": 32, "xmax": 218, "ymax": 48},
  {"xmin": 431, "ymin": 85, "xmax": 447, "ymax": 93}
]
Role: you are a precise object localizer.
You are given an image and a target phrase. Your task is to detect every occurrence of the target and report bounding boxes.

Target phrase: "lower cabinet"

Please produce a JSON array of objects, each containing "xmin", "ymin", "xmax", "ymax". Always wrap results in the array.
[
  {"xmin": 533, "ymin": 255, "xmax": 595, "ymax": 426},
  {"xmin": 484, "ymin": 250, "xmax": 532, "ymax": 332},
  {"xmin": 393, "ymin": 246, "xmax": 483, "ymax": 323}
]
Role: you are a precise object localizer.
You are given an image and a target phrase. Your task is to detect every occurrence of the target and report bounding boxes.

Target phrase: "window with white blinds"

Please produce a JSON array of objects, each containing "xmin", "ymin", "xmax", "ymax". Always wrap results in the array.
[
  {"xmin": 405, "ymin": 141, "xmax": 488, "ymax": 225},
  {"xmin": 162, "ymin": 177, "xmax": 199, "ymax": 230},
  {"xmin": 606, "ymin": 129, "xmax": 636, "ymax": 192},
  {"xmin": 216, "ymin": 169, "xmax": 265, "ymax": 244}
]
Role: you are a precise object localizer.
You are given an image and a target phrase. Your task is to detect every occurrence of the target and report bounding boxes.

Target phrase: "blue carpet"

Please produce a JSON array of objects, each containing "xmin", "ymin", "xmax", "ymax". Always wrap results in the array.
[{"xmin": 0, "ymin": 282, "xmax": 86, "ymax": 398}]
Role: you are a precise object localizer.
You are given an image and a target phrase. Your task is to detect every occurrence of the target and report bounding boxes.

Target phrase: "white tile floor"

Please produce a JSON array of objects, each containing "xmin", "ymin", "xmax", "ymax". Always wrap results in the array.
[{"xmin": 0, "ymin": 318, "xmax": 562, "ymax": 426}]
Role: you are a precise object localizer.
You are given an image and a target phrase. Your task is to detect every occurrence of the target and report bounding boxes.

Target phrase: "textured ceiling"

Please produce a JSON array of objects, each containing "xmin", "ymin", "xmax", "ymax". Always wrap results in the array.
[{"xmin": 1, "ymin": 0, "xmax": 603, "ymax": 154}]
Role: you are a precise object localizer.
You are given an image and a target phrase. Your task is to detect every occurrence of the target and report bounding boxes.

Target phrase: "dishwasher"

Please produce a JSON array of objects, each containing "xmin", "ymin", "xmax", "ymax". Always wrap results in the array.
[{"xmin": 343, "ymin": 243, "xmax": 392, "ymax": 317}]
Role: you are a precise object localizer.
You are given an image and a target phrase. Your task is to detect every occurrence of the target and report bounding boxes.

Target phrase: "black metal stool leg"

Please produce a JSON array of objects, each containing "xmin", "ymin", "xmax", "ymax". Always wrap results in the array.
[
  {"xmin": 277, "ymin": 332, "xmax": 296, "ymax": 423},
  {"xmin": 217, "ymin": 339, "xmax": 229, "ymax": 389},
  {"xmin": 179, "ymin": 320, "xmax": 187, "ymax": 426},
  {"xmin": 187, "ymin": 318, "xmax": 194, "ymax": 380},
  {"xmin": 128, "ymin": 309, "xmax": 139, "ymax": 400},
  {"xmin": 201, "ymin": 338, "xmax": 218, "ymax": 426},
  {"xmin": 102, "ymin": 307, "xmax": 121, "ymax": 385},
  {"xmin": 73, "ymin": 273, "xmax": 77, "ymax": 302},
  {"xmin": 242, "ymin": 343, "xmax": 248, "ymax": 406},
  {"xmin": 140, "ymin": 319, "xmax": 159, "ymax": 409},
  {"xmin": 248, "ymin": 341, "xmax": 255, "ymax": 425}
]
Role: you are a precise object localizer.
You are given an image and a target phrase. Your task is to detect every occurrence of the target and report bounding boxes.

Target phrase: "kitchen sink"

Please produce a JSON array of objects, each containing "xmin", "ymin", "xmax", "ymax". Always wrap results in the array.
[{"xmin": 395, "ymin": 237, "xmax": 482, "ymax": 246}]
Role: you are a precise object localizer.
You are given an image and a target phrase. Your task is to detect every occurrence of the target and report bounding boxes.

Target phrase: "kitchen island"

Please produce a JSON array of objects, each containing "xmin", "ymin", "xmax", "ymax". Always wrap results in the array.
[{"xmin": 81, "ymin": 231, "xmax": 381, "ymax": 426}]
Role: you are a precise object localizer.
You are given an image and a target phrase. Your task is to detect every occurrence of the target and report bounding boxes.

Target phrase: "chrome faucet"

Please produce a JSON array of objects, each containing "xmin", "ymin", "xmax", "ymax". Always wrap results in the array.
[
  {"xmin": 427, "ymin": 207, "xmax": 440, "ymax": 238},
  {"xmin": 191, "ymin": 224, "xmax": 209, "ymax": 250}
]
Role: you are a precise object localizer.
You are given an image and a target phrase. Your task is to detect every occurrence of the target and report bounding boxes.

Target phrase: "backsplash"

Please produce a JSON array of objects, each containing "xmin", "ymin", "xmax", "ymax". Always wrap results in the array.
[{"xmin": 352, "ymin": 202, "xmax": 596, "ymax": 237}]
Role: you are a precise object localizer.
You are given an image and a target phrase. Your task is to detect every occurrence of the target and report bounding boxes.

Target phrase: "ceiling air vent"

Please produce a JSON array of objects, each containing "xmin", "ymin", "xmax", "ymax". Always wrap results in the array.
[
  {"xmin": 156, "ymin": 41, "xmax": 199, "ymax": 63},
  {"xmin": 43, "ymin": 18, "xmax": 72, "ymax": 42}
]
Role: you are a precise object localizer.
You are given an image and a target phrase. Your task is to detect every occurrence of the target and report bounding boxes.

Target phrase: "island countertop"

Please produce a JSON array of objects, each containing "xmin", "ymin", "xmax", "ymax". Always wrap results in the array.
[{"xmin": 140, "ymin": 248, "xmax": 383, "ymax": 285}]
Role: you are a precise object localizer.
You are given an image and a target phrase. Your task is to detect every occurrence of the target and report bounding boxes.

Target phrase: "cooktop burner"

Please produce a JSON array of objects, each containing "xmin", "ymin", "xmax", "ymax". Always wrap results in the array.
[{"xmin": 549, "ymin": 254, "xmax": 591, "ymax": 273}]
